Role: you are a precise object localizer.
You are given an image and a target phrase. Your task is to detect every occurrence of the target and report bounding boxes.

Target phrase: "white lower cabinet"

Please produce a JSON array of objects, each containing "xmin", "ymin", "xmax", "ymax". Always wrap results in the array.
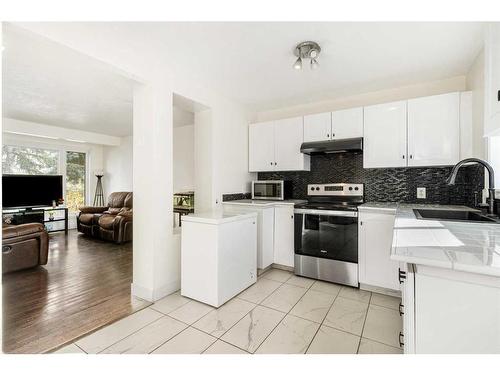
[
  {"xmin": 400, "ymin": 264, "xmax": 500, "ymax": 354},
  {"xmin": 358, "ymin": 209, "xmax": 400, "ymax": 293},
  {"xmin": 273, "ymin": 204, "xmax": 295, "ymax": 268},
  {"xmin": 400, "ymin": 263, "xmax": 415, "ymax": 354}
]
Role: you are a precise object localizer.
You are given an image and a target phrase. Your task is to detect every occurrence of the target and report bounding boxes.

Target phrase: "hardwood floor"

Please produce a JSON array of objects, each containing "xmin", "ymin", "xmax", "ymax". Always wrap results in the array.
[{"xmin": 2, "ymin": 230, "xmax": 150, "ymax": 353}]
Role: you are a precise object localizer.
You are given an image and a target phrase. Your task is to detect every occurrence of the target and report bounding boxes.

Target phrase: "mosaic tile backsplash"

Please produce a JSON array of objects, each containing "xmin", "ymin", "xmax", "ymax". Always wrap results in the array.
[{"xmin": 258, "ymin": 152, "xmax": 485, "ymax": 207}]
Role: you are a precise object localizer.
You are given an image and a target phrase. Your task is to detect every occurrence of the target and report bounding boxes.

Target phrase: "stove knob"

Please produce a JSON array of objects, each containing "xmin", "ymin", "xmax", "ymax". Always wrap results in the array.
[
  {"xmin": 316, "ymin": 187, "xmax": 320, "ymax": 191},
  {"xmin": 354, "ymin": 187, "xmax": 359, "ymax": 191},
  {"xmin": 310, "ymin": 187, "xmax": 315, "ymax": 191},
  {"xmin": 349, "ymin": 187, "xmax": 353, "ymax": 191}
]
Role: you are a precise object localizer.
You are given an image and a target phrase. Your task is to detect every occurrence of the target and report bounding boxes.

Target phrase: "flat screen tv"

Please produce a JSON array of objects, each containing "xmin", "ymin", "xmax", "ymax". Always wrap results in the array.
[{"xmin": 2, "ymin": 174, "xmax": 63, "ymax": 209}]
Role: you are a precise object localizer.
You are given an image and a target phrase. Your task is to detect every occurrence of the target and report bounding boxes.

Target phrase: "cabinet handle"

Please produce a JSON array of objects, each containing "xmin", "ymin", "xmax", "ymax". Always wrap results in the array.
[
  {"xmin": 399, "ymin": 302, "xmax": 404, "ymax": 316},
  {"xmin": 291, "ymin": 215, "xmax": 294, "ymax": 219},
  {"xmin": 399, "ymin": 332, "xmax": 404, "ymax": 348},
  {"xmin": 332, "ymin": 133, "xmax": 335, "ymax": 138},
  {"xmin": 398, "ymin": 268, "xmax": 406, "ymax": 284},
  {"xmin": 360, "ymin": 221, "xmax": 363, "ymax": 226},
  {"xmin": 409, "ymin": 155, "xmax": 413, "ymax": 159},
  {"xmin": 274, "ymin": 162, "xmax": 277, "ymax": 166},
  {"xmin": 402, "ymin": 155, "xmax": 405, "ymax": 159},
  {"xmin": 270, "ymin": 162, "xmax": 273, "ymax": 165}
]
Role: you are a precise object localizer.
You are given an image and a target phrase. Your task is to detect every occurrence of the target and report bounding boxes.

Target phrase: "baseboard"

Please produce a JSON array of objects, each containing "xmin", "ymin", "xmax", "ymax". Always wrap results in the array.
[
  {"xmin": 131, "ymin": 279, "xmax": 180, "ymax": 302},
  {"xmin": 359, "ymin": 283, "xmax": 401, "ymax": 297},
  {"xmin": 272, "ymin": 263, "xmax": 294, "ymax": 272}
]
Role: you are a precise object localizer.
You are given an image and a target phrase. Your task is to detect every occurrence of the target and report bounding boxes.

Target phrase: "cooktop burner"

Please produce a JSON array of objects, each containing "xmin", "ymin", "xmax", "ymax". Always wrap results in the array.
[{"xmin": 298, "ymin": 183, "xmax": 364, "ymax": 211}]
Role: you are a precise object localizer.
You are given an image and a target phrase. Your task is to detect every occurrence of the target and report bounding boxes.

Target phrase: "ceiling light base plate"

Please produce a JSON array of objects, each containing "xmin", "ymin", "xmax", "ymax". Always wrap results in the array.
[{"xmin": 294, "ymin": 41, "xmax": 321, "ymax": 58}]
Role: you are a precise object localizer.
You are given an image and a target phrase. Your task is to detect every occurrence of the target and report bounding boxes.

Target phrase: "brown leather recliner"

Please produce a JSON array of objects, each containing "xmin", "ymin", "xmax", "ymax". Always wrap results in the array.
[
  {"xmin": 77, "ymin": 192, "xmax": 133, "ymax": 244},
  {"xmin": 2, "ymin": 223, "xmax": 49, "ymax": 273}
]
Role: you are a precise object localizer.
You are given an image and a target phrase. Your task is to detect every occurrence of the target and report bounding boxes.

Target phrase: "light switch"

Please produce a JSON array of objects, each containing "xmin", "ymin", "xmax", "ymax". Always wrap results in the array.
[{"xmin": 417, "ymin": 187, "xmax": 426, "ymax": 199}]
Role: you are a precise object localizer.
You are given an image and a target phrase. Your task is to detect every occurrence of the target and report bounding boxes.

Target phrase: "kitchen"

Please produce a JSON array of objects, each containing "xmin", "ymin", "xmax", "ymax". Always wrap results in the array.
[
  {"xmin": 42, "ymin": 21, "xmax": 500, "ymax": 356},
  {"xmin": 180, "ymin": 28, "xmax": 500, "ymax": 352}
]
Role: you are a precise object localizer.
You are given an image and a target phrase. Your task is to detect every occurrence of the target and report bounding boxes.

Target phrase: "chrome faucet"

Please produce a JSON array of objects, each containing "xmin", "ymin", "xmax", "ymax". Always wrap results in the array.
[{"xmin": 446, "ymin": 158, "xmax": 496, "ymax": 216}]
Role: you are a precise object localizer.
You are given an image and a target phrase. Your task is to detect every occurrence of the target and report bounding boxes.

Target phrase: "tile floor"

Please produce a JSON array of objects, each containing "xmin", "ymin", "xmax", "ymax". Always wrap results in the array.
[{"xmin": 54, "ymin": 269, "xmax": 403, "ymax": 354}]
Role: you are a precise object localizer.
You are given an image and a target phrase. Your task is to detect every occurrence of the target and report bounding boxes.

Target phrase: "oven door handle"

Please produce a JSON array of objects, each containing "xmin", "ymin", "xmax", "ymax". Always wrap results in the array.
[{"xmin": 293, "ymin": 209, "xmax": 358, "ymax": 218}]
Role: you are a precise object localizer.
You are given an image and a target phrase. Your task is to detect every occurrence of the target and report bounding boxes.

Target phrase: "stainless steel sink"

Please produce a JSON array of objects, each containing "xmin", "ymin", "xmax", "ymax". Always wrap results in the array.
[{"xmin": 413, "ymin": 209, "xmax": 500, "ymax": 223}]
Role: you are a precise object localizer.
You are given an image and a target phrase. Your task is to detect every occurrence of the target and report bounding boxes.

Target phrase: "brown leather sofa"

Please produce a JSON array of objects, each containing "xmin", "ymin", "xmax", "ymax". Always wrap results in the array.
[
  {"xmin": 2, "ymin": 223, "xmax": 49, "ymax": 273},
  {"xmin": 77, "ymin": 192, "xmax": 133, "ymax": 244}
]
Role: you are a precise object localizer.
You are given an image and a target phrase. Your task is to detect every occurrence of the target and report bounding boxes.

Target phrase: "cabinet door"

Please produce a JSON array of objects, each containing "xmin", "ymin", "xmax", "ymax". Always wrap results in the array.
[
  {"xmin": 485, "ymin": 23, "xmax": 500, "ymax": 136},
  {"xmin": 332, "ymin": 107, "xmax": 363, "ymax": 140},
  {"xmin": 407, "ymin": 92, "xmax": 459, "ymax": 167},
  {"xmin": 358, "ymin": 211, "xmax": 400, "ymax": 291},
  {"xmin": 249, "ymin": 121, "xmax": 275, "ymax": 172},
  {"xmin": 274, "ymin": 117, "xmax": 310, "ymax": 171},
  {"xmin": 303, "ymin": 112, "xmax": 332, "ymax": 142},
  {"xmin": 363, "ymin": 101, "xmax": 407, "ymax": 168},
  {"xmin": 273, "ymin": 205, "xmax": 294, "ymax": 268}
]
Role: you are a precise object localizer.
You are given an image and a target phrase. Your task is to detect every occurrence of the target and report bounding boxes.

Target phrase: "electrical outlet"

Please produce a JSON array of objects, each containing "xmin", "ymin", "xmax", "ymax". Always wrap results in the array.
[{"xmin": 417, "ymin": 187, "xmax": 426, "ymax": 199}]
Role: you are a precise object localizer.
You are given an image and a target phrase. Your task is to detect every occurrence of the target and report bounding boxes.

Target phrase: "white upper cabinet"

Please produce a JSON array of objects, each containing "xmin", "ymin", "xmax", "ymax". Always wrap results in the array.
[
  {"xmin": 407, "ymin": 92, "xmax": 460, "ymax": 167},
  {"xmin": 332, "ymin": 107, "xmax": 364, "ymax": 140},
  {"xmin": 274, "ymin": 117, "xmax": 309, "ymax": 171},
  {"xmin": 484, "ymin": 23, "xmax": 500, "ymax": 136},
  {"xmin": 249, "ymin": 117, "xmax": 310, "ymax": 172},
  {"xmin": 303, "ymin": 112, "xmax": 331, "ymax": 142},
  {"xmin": 363, "ymin": 101, "xmax": 407, "ymax": 168},
  {"xmin": 249, "ymin": 121, "xmax": 275, "ymax": 172}
]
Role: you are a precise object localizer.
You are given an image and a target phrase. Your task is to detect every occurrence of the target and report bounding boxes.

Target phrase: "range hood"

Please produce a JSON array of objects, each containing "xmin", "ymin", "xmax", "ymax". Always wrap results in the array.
[{"xmin": 300, "ymin": 137, "xmax": 363, "ymax": 155}]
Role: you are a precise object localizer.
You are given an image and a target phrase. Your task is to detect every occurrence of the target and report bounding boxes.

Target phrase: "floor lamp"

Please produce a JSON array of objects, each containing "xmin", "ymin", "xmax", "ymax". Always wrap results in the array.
[{"xmin": 93, "ymin": 170, "xmax": 105, "ymax": 206}]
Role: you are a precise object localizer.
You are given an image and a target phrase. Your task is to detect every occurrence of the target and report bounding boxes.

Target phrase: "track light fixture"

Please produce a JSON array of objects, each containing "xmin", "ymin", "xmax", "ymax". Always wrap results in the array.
[{"xmin": 293, "ymin": 41, "xmax": 321, "ymax": 70}]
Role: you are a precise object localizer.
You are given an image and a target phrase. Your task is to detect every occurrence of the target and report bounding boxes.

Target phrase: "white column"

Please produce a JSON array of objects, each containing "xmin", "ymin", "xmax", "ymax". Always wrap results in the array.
[{"xmin": 131, "ymin": 81, "xmax": 178, "ymax": 301}]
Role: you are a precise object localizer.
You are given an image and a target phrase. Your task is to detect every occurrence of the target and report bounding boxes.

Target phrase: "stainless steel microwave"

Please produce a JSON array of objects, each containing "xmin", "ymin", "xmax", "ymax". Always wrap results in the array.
[{"xmin": 251, "ymin": 180, "xmax": 292, "ymax": 200}]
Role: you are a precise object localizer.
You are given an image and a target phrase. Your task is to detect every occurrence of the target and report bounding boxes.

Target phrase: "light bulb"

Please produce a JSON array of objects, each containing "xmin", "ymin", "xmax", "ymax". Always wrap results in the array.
[
  {"xmin": 293, "ymin": 57, "xmax": 302, "ymax": 70},
  {"xmin": 310, "ymin": 58, "xmax": 319, "ymax": 70}
]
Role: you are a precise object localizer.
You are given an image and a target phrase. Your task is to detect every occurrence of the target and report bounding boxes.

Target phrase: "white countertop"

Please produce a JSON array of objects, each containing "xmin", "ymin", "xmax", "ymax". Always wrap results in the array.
[
  {"xmin": 181, "ymin": 210, "xmax": 257, "ymax": 225},
  {"xmin": 389, "ymin": 204, "xmax": 500, "ymax": 277},
  {"xmin": 222, "ymin": 199, "xmax": 307, "ymax": 207},
  {"xmin": 359, "ymin": 202, "xmax": 398, "ymax": 212}
]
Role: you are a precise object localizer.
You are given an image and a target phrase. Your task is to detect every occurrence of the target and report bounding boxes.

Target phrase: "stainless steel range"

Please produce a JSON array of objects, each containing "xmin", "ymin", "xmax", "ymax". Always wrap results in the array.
[{"xmin": 294, "ymin": 183, "xmax": 363, "ymax": 287}]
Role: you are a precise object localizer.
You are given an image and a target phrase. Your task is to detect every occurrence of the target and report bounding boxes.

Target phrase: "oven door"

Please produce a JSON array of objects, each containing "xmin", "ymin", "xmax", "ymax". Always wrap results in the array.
[{"xmin": 294, "ymin": 209, "xmax": 358, "ymax": 263}]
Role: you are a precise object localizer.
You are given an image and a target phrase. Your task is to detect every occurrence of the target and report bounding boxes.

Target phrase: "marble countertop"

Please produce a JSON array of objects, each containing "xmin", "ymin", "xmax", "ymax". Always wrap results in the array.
[
  {"xmin": 359, "ymin": 202, "xmax": 398, "ymax": 212},
  {"xmin": 390, "ymin": 204, "xmax": 500, "ymax": 277},
  {"xmin": 222, "ymin": 199, "xmax": 307, "ymax": 207},
  {"xmin": 181, "ymin": 210, "xmax": 257, "ymax": 225}
]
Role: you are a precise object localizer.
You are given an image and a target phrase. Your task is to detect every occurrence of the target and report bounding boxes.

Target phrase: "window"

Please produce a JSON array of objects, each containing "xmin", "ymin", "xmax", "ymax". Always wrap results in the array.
[
  {"xmin": 66, "ymin": 151, "xmax": 86, "ymax": 212},
  {"xmin": 2, "ymin": 145, "xmax": 59, "ymax": 175},
  {"xmin": 2, "ymin": 145, "xmax": 88, "ymax": 212}
]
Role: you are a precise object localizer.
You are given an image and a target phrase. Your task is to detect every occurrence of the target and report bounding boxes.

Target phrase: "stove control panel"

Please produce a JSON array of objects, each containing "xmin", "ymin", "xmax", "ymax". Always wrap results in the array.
[{"xmin": 307, "ymin": 183, "xmax": 364, "ymax": 196}]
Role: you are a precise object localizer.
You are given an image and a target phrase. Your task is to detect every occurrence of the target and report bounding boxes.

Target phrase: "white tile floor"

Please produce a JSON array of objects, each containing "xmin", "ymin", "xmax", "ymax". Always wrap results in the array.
[{"xmin": 54, "ymin": 269, "xmax": 403, "ymax": 354}]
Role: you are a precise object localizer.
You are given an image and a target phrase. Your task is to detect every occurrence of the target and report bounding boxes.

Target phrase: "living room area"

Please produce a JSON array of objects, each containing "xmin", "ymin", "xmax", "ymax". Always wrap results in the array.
[{"xmin": 1, "ymin": 24, "xmax": 140, "ymax": 353}]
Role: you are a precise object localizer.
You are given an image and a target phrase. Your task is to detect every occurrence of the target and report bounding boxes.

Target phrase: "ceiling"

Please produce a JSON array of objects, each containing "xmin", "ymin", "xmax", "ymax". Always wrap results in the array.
[
  {"xmin": 4, "ymin": 22, "xmax": 486, "ymax": 134},
  {"xmin": 2, "ymin": 25, "xmax": 135, "ymax": 137},
  {"xmin": 127, "ymin": 22, "xmax": 485, "ymax": 111}
]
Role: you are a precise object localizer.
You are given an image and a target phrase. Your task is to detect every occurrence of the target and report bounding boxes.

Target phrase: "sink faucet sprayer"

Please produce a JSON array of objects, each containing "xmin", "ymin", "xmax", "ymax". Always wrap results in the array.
[{"xmin": 446, "ymin": 158, "xmax": 496, "ymax": 216}]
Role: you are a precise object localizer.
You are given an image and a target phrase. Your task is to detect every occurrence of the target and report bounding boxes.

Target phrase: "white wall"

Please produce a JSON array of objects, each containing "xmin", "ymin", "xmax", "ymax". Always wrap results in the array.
[
  {"xmin": 12, "ymin": 23, "xmax": 257, "ymax": 302},
  {"xmin": 173, "ymin": 125, "xmax": 194, "ymax": 193},
  {"xmin": 254, "ymin": 76, "xmax": 467, "ymax": 122},
  {"xmin": 103, "ymin": 135, "xmax": 133, "ymax": 196},
  {"xmin": 466, "ymin": 50, "xmax": 487, "ymax": 159}
]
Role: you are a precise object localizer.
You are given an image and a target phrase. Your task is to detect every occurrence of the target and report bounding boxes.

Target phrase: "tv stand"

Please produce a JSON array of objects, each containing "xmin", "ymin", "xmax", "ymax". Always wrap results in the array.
[{"xmin": 3, "ymin": 206, "xmax": 68, "ymax": 234}]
